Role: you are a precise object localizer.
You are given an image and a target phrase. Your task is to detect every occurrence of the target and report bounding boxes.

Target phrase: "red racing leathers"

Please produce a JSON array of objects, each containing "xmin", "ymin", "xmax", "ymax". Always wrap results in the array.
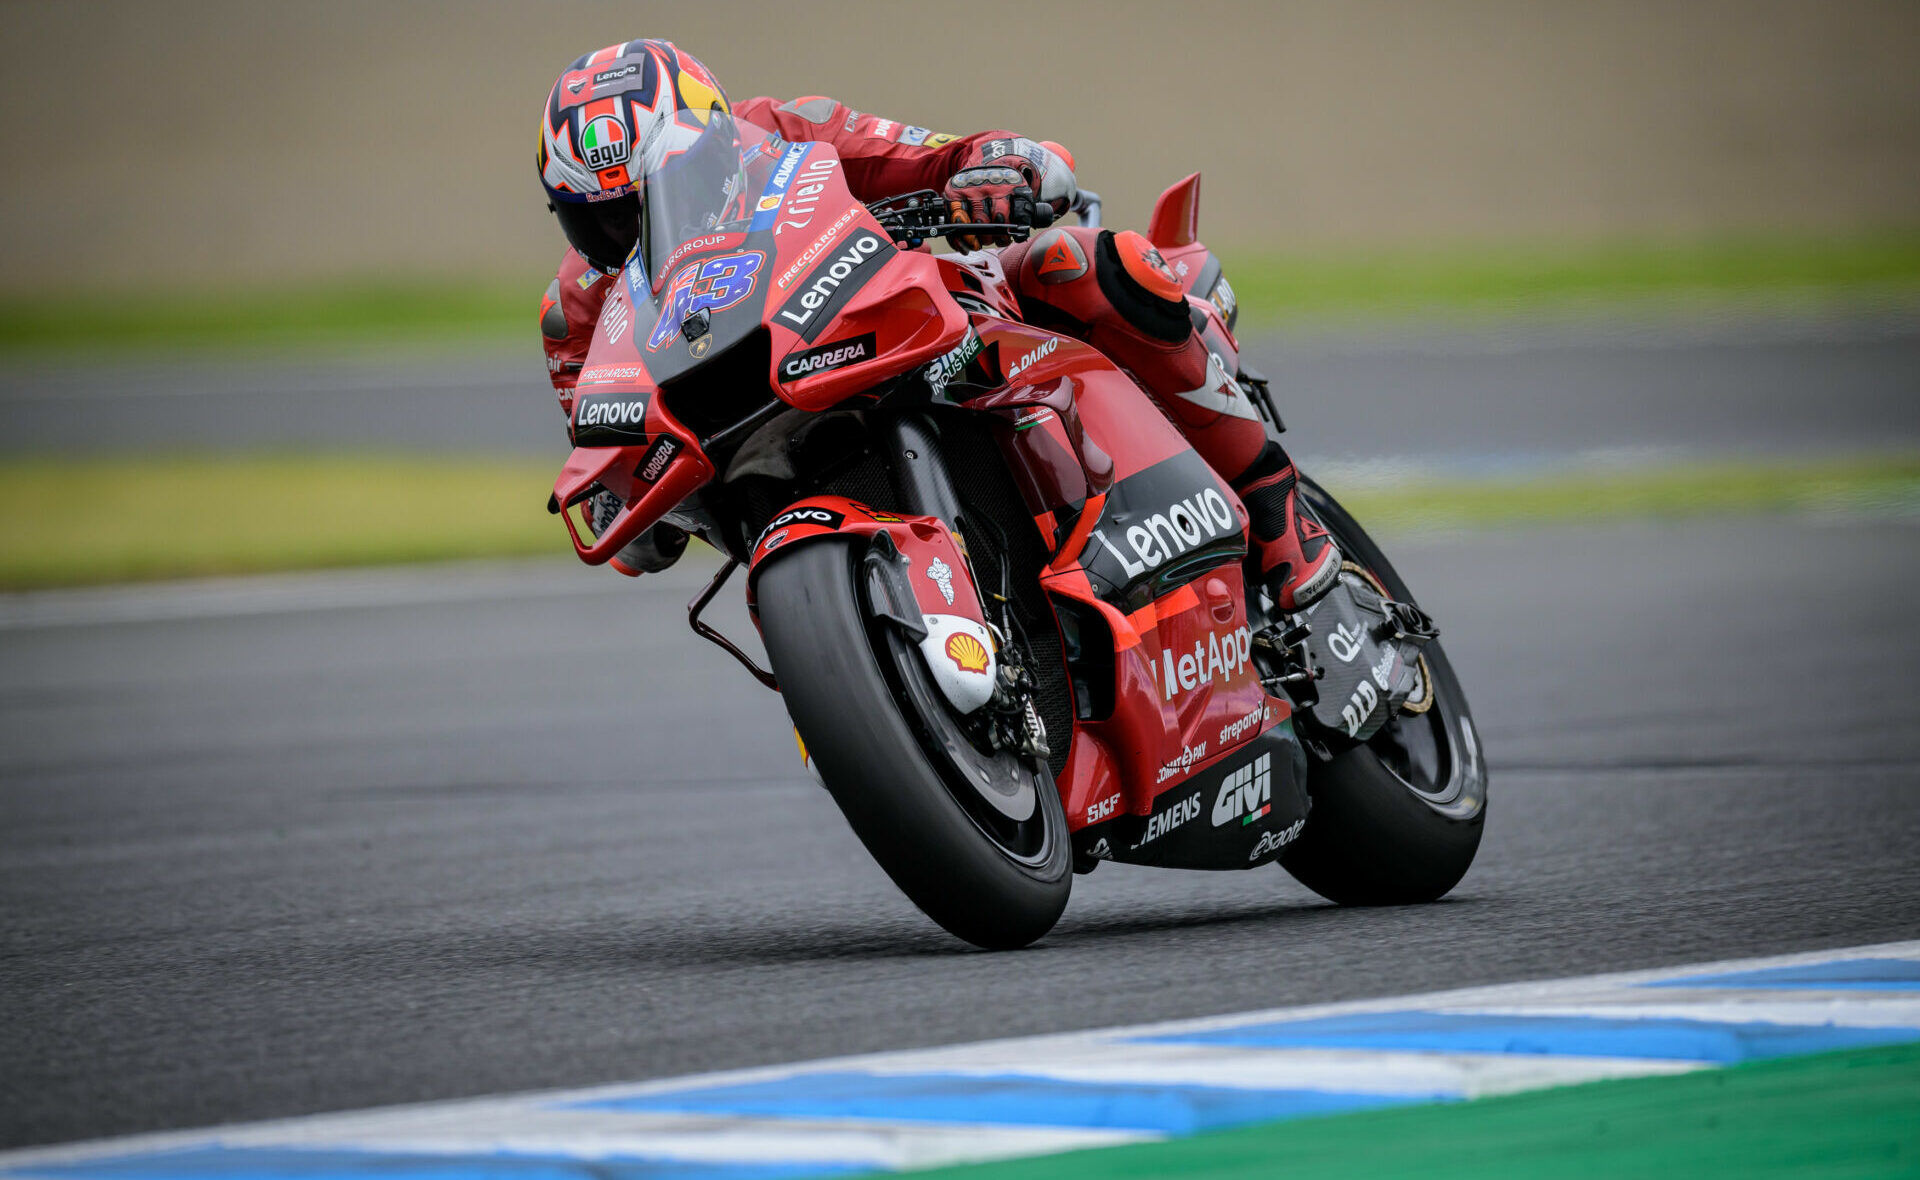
[
  {"xmin": 541, "ymin": 95, "xmax": 1020, "ymax": 419},
  {"xmin": 540, "ymin": 96, "xmax": 1338, "ymax": 604}
]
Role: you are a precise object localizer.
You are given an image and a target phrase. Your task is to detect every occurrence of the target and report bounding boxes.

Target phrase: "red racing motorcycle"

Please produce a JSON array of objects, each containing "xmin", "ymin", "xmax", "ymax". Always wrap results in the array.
[{"xmin": 550, "ymin": 113, "xmax": 1486, "ymax": 949}]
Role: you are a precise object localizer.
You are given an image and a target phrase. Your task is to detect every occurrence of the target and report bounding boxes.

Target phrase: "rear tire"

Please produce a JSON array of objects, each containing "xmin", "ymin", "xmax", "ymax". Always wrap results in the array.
[
  {"xmin": 1279, "ymin": 477, "xmax": 1488, "ymax": 905},
  {"xmin": 758, "ymin": 538, "xmax": 1071, "ymax": 949}
]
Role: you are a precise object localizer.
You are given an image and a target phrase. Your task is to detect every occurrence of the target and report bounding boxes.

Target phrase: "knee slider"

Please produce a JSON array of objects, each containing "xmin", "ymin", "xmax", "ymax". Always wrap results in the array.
[{"xmin": 1094, "ymin": 230, "xmax": 1193, "ymax": 344}]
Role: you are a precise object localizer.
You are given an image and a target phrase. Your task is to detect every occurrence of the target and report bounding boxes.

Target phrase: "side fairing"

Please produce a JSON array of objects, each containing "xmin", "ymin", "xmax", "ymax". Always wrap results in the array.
[{"xmin": 949, "ymin": 313, "xmax": 1301, "ymax": 858}]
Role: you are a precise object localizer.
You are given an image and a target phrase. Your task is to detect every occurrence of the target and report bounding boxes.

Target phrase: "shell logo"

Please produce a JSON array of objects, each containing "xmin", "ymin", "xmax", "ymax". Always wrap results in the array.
[{"xmin": 945, "ymin": 632, "xmax": 990, "ymax": 675}]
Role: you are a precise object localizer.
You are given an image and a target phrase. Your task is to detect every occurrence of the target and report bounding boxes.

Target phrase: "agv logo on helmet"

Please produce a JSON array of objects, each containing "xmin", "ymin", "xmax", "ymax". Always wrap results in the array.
[{"xmin": 580, "ymin": 116, "xmax": 631, "ymax": 170}]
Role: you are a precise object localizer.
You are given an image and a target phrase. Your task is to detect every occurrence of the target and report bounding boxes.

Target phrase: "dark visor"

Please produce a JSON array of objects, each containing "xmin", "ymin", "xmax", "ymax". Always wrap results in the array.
[{"xmin": 552, "ymin": 190, "xmax": 642, "ymax": 275}]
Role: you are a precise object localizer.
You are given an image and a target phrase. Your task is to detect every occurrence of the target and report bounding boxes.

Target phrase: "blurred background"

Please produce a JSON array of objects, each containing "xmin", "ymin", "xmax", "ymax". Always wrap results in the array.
[
  {"xmin": 5, "ymin": 0, "xmax": 1919, "ymax": 285},
  {"xmin": 1, "ymin": 0, "xmax": 1917, "ymax": 587},
  {"xmin": 5, "ymin": 1, "xmax": 1920, "ymax": 1154}
]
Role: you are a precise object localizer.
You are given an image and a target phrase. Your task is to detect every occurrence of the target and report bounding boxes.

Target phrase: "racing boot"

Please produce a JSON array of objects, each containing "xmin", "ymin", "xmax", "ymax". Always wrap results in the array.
[
  {"xmin": 1236, "ymin": 441, "xmax": 1341, "ymax": 612},
  {"xmin": 999, "ymin": 227, "xmax": 1339, "ymax": 608}
]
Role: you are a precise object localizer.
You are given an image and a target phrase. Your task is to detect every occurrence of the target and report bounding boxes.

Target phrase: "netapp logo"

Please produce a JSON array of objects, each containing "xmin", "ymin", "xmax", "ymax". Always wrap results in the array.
[
  {"xmin": 780, "ymin": 333, "xmax": 875, "ymax": 381},
  {"xmin": 774, "ymin": 229, "xmax": 889, "ymax": 341}
]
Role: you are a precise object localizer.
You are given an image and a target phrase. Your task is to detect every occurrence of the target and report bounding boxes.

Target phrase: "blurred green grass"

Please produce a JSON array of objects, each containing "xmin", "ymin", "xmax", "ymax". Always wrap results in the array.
[
  {"xmin": 2, "ymin": 233, "xmax": 1917, "ymax": 358},
  {"xmin": 0, "ymin": 454, "xmax": 562, "ymax": 589},
  {"xmin": 2, "ymin": 452, "xmax": 1915, "ymax": 591},
  {"xmin": 0, "ymin": 280, "xmax": 536, "ymax": 359}
]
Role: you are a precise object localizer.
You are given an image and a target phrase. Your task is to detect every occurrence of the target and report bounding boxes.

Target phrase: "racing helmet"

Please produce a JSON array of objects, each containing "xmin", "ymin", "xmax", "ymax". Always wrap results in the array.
[{"xmin": 537, "ymin": 40, "xmax": 733, "ymax": 275}]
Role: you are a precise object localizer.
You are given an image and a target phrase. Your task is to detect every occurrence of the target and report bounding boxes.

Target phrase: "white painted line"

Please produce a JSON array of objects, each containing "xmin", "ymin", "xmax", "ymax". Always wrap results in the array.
[
  {"xmin": 858, "ymin": 1041, "xmax": 1700, "ymax": 1099},
  {"xmin": 1449, "ymin": 998, "xmax": 1920, "ymax": 1027},
  {"xmin": 4, "ymin": 940, "xmax": 1916, "ymax": 1178}
]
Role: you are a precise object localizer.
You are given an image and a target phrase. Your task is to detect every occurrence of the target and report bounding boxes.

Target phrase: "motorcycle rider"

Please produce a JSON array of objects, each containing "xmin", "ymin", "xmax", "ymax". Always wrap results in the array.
[{"xmin": 537, "ymin": 40, "xmax": 1340, "ymax": 610}]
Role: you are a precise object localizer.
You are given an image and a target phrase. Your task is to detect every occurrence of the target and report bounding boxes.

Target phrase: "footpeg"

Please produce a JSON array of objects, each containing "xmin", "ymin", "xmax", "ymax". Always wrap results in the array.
[
  {"xmin": 1255, "ymin": 621, "xmax": 1322, "ymax": 705},
  {"xmin": 1374, "ymin": 600, "xmax": 1439, "ymax": 646}
]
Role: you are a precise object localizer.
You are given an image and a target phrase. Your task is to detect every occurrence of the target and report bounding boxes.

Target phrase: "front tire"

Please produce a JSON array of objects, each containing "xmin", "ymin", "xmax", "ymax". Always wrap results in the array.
[
  {"xmin": 1279, "ymin": 477, "xmax": 1488, "ymax": 905},
  {"xmin": 758, "ymin": 538, "xmax": 1071, "ymax": 949}
]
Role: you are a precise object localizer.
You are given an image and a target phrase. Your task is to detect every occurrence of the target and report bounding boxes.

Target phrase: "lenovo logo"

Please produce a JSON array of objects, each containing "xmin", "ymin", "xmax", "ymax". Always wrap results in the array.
[{"xmin": 773, "ymin": 229, "xmax": 889, "ymax": 341}]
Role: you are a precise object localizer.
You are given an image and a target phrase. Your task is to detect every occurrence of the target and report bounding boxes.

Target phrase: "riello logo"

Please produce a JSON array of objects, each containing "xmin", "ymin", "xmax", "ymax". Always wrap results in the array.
[{"xmin": 1090, "ymin": 488, "xmax": 1236, "ymax": 580}]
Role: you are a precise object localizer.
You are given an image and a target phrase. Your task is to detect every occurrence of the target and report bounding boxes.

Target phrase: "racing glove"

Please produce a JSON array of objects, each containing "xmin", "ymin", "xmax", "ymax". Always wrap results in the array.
[{"xmin": 943, "ymin": 137, "xmax": 1077, "ymax": 250}]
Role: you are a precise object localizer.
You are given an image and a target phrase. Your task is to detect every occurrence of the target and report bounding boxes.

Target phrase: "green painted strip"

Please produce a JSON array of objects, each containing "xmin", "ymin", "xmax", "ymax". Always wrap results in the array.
[{"xmin": 892, "ymin": 1042, "xmax": 1920, "ymax": 1180}]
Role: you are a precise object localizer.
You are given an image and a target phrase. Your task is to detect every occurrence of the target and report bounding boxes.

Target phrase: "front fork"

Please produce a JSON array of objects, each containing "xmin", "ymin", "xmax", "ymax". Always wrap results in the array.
[
  {"xmin": 881, "ymin": 413, "xmax": 970, "ymax": 539},
  {"xmin": 877, "ymin": 412, "xmax": 1050, "ymax": 762}
]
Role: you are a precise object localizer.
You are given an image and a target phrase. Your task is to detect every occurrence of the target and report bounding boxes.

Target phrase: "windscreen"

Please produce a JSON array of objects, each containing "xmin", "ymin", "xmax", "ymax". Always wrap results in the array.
[{"xmin": 633, "ymin": 113, "xmax": 785, "ymax": 293}]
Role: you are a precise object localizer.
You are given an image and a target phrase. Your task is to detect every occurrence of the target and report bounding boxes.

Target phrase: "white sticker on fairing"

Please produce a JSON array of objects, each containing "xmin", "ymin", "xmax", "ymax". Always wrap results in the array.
[
  {"xmin": 1173, "ymin": 352, "xmax": 1260, "ymax": 421},
  {"xmin": 917, "ymin": 613, "xmax": 998, "ymax": 715}
]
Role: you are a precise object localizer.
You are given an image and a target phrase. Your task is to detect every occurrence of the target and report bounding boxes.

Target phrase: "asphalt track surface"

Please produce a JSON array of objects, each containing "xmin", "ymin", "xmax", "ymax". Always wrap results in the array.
[
  {"xmin": 5, "ymin": 512, "xmax": 1919, "ymax": 1149},
  {"xmin": 5, "ymin": 311, "xmax": 1918, "ymax": 462}
]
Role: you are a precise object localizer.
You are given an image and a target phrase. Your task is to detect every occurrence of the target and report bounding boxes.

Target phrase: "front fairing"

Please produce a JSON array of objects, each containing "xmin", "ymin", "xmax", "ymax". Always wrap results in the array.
[
  {"xmin": 576, "ymin": 121, "xmax": 971, "ymax": 416},
  {"xmin": 556, "ymin": 122, "xmax": 971, "ymax": 561}
]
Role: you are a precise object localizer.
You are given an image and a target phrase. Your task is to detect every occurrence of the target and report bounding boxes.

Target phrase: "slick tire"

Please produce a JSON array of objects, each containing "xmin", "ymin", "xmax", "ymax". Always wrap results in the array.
[
  {"xmin": 758, "ymin": 538, "xmax": 1071, "ymax": 949},
  {"xmin": 1278, "ymin": 477, "xmax": 1488, "ymax": 905}
]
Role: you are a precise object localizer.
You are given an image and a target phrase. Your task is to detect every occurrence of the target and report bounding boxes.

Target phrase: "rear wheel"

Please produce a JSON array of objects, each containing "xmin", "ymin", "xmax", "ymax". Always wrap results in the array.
[
  {"xmin": 757, "ymin": 538, "xmax": 1071, "ymax": 949},
  {"xmin": 1278, "ymin": 477, "xmax": 1488, "ymax": 904}
]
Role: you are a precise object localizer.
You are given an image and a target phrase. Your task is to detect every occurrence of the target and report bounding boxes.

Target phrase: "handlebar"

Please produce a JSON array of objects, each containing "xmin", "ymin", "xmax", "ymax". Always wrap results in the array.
[{"xmin": 866, "ymin": 187, "xmax": 1104, "ymax": 247}]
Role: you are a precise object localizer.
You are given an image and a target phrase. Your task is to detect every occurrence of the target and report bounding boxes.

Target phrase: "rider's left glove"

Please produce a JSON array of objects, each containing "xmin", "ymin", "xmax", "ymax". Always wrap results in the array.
[{"xmin": 944, "ymin": 138, "xmax": 1077, "ymax": 251}]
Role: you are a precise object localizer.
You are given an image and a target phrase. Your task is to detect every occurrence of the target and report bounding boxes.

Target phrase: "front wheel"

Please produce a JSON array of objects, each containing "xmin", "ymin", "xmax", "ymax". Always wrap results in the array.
[
  {"xmin": 1278, "ymin": 476, "xmax": 1488, "ymax": 905},
  {"xmin": 757, "ymin": 538, "xmax": 1071, "ymax": 949}
]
